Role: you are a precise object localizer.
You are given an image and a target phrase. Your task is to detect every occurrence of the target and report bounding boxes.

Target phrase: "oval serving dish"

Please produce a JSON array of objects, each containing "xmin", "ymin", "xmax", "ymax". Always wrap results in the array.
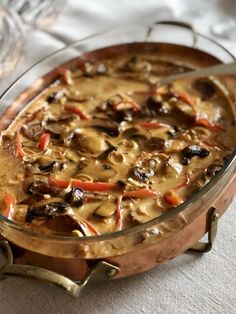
[{"xmin": 0, "ymin": 22, "xmax": 236, "ymax": 297}]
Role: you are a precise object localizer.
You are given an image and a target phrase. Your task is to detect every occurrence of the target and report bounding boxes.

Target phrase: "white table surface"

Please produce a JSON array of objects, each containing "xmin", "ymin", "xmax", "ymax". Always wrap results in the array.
[{"xmin": 0, "ymin": 1, "xmax": 236, "ymax": 313}]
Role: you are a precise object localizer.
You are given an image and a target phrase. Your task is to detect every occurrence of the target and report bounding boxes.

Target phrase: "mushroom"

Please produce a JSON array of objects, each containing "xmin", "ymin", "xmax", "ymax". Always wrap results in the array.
[
  {"xmin": 170, "ymin": 98, "xmax": 196, "ymax": 121},
  {"xmin": 181, "ymin": 145, "xmax": 210, "ymax": 165},
  {"xmin": 28, "ymin": 156, "xmax": 61, "ymax": 174},
  {"xmin": 43, "ymin": 116, "xmax": 75, "ymax": 140},
  {"xmin": 65, "ymin": 187, "xmax": 84, "ymax": 207},
  {"xmin": 28, "ymin": 181, "xmax": 61, "ymax": 196},
  {"xmin": 163, "ymin": 157, "xmax": 183, "ymax": 178},
  {"xmin": 205, "ymin": 163, "xmax": 222, "ymax": 177},
  {"xmin": 92, "ymin": 122, "xmax": 120, "ymax": 137},
  {"xmin": 72, "ymin": 132, "xmax": 108, "ymax": 154},
  {"xmin": 190, "ymin": 163, "xmax": 221, "ymax": 194},
  {"xmin": 25, "ymin": 198, "xmax": 70, "ymax": 223},
  {"xmin": 38, "ymin": 156, "xmax": 61, "ymax": 172},
  {"xmin": 21, "ymin": 123, "xmax": 43, "ymax": 141},
  {"xmin": 145, "ymin": 96, "xmax": 171, "ymax": 116},
  {"xmin": 129, "ymin": 210, "xmax": 149, "ymax": 224},
  {"xmin": 98, "ymin": 145, "xmax": 117, "ymax": 160},
  {"xmin": 94, "ymin": 199, "xmax": 116, "ymax": 217},
  {"xmin": 130, "ymin": 166, "xmax": 155, "ymax": 182},
  {"xmin": 166, "ymin": 126, "xmax": 185, "ymax": 139},
  {"xmin": 113, "ymin": 109, "xmax": 136, "ymax": 122},
  {"xmin": 122, "ymin": 127, "xmax": 147, "ymax": 146},
  {"xmin": 44, "ymin": 214, "xmax": 93, "ymax": 236},
  {"xmin": 145, "ymin": 137, "xmax": 167, "ymax": 151}
]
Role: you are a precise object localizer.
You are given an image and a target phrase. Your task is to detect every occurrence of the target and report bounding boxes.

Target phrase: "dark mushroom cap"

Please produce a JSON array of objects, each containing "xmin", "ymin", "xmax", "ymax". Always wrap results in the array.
[
  {"xmin": 181, "ymin": 145, "xmax": 210, "ymax": 165},
  {"xmin": 25, "ymin": 198, "xmax": 70, "ymax": 223}
]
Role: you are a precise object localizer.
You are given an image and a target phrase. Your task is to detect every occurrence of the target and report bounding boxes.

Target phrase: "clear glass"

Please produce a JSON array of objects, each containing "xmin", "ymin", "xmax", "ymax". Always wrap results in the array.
[
  {"xmin": 0, "ymin": 23, "xmax": 236, "ymax": 259},
  {"xmin": 0, "ymin": 5, "xmax": 24, "ymax": 78},
  {"xmin": 2, "ymin": 0, "xmax": 66, "ymax": 28}
]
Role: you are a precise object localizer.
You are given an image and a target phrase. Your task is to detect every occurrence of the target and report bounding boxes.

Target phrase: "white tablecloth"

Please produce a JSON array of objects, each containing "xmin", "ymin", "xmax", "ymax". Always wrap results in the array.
[{"xmin": 0, "ymin": 1, "xmax": 236, "ymax": 313}]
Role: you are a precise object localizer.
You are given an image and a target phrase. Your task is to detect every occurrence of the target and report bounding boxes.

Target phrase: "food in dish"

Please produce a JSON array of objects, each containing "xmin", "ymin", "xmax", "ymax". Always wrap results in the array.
[{"xmin": 0, "ymin": 51, "xmax": 235, "ymax": 236}]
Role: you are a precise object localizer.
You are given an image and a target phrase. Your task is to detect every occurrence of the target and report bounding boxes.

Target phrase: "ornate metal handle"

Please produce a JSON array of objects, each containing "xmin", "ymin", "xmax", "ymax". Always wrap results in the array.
[{"xmin": 0, "ymin": 240, "xmax": 119, "ymax": 297}]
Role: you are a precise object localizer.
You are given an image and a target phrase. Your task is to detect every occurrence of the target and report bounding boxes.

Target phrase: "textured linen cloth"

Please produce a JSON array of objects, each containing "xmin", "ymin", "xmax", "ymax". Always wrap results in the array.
[{"xmin": 0, "ymin": 1, "xmax": 236, "ymax": 313}]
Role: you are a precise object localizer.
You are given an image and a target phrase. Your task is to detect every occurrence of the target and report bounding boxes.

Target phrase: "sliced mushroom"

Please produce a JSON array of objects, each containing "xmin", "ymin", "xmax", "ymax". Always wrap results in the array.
[
  {"xmin": 163, "ymin": 157, "xmax": 183, "ymax": 178},
  {"xmin": 145, "ymin": 97, "xmax": 171, "ymax": 116},
  {"xmin": 170, "ymin": 98, "xmax": 196, "ymax": 121},
  {"xmin": 181, "ymin": 145, "xmax": 210, "ymax": 165},
  {"xmin": 166, "ymin": 126, "xmax": 185, "ymax": 139},
  {"xmin": 145, "ymin": 137, "xmax": 167, "ymax": 151},
  {"xmin": 37, "ymin": 156, "xmax": 60, "ymax": 172},
  {"xmin": 131, "ymin": 166, "xmax": 155, "ymax": 182},
  {"xmin": 129, "ymin": 211, "xmax": 148, "ymax": 224},
  {"xmin": 65, "ymin": 187, "xmax": 84, "ymax": 207},
  {"xmin": 25, "ymin": 198, "xmax": 70, "ymax": 223},
  {"xmin": 72, "ymin": 132, "xmax": 108, "ymax": 154},
  {"xmin": 92, "ymin": 122, "xmax": 120, "ymax": 137},
  {"xmin": 188, "ymin": 127, "xmax": 211, "ymax": 141},
  {"xmin": 21, "ymin": 123, "xmax": 43, "ymax": 141},
  {"xmin": 205, "ymin": 163, "xmax": 222, "ymax": 177},
  {"xmin": 28, "ymin": 156, "xmax": 61, "ymax": 174},
  {"xmin": 190, "ymin": 162, "xmax": 221, "ymax": 193},
  {"xmin": 113, "ymin": 109, "xmax": 136, "ymax": 122},
  {"xmin": 122, "ymin": 127, "xmax": 147, "ymax": 146},
  {"xmin": 44, "ymin": 214, "xmax": 91, "ymax": 236},
  {"xmin": 94, "ymin": 199, "xmax": 116, "ymax": 217},
  {"xmin": 28, "ymin": 181, "xmax": 61, "ymax": 196},
  {"xmin": 98, "ymin": 145, "xmax": 117, "ymax": 160},
  {"xmin": 43, "ymin": 117, "xmax": 75, "ymax": 140}
]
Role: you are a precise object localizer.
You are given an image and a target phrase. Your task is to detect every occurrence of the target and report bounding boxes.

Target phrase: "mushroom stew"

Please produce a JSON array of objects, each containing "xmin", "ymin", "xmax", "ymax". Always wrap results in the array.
[{"xmin": 0, "ymin": 52, "xmax": 235, "ymax": 237}]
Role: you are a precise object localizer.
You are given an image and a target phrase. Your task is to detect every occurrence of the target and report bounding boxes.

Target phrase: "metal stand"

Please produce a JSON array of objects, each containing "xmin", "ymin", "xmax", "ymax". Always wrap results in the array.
[{"xmin": 188, "ymin": 207, "xmax": 218, "ymax": 253}]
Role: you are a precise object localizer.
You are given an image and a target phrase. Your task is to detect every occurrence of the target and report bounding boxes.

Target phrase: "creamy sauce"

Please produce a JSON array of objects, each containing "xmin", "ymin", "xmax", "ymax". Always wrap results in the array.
[{"xmin": 0, "ymin": 52, "xmax": 235, "ymax": 237}]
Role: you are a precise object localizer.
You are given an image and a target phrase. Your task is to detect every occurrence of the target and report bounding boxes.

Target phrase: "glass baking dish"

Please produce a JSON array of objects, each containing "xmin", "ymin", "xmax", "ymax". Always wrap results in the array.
[{"xmin": 0, "ymin": 22, "xmax": 236, "ymax": 297}]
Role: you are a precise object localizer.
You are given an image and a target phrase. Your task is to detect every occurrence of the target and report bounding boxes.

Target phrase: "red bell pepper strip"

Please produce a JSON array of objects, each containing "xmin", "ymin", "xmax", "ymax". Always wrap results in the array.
[
  {"xmin": 173, "ymin": 90, "xmax": 196, "ymax": 107},
  {"xmin": 173, "ymin": 173, "xmax": 190, "ymax": 191},
  {"xmin": 195, "ymin": 118, "xmax": 225, "ymax": 131},
  {"xmin": 5, "ymin": 192, "xmax": 15, "ymax": 219},
  {"xmin": 48, "ymin": 176, "xmax": 117, "ymax": 192},
  {"xmin": 64, "ymin": 105, "xmax": 89, "ymax": 120},
  {"xmin": 140, "ymin": 122, "xmax": 171, "ymax": 128},
  {"xmin": 81, "ymin": 220, "xmax": 99, "ymax": 235},
  {"xmin": 163, "ymin": 191, "xmax": 183, "ymax": 207},
  {"xmin": 48, "ymin": 177, "xmax": 69, "ymax": 188},
  {"xmin": 116, "ymin": 195, "xmax": 122, "ymax": 230},
  {"xmin": 113, "ymin": 100, "xmax": 141, "ymax": 111},
  {"xmin": 16, "ymin": 131, "xmax": 25, "ymax": 160},
  {"xmin": 71, "ymin": 180, "xmax": 117, "ymax": 192},
  {"xmin": 122, "ymin": 189, "xmax": 159, "ymax": 198},
  {"xmin": 37, "ymin": 133, "xmax": 50, "ymax": 151}
]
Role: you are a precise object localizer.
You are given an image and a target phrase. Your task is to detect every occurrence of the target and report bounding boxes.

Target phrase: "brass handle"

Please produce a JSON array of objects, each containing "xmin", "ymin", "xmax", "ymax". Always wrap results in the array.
[
  {"xmin": 188, "ymin": 207, "xmax": 219, "ymax": 253},
  {"xmin": 146, "ymin": 20, "xmax": 197, "ymax": 47},
  {"xmin": 0, "ymin": 241, "xmax": 119, "ymax": 297}
]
